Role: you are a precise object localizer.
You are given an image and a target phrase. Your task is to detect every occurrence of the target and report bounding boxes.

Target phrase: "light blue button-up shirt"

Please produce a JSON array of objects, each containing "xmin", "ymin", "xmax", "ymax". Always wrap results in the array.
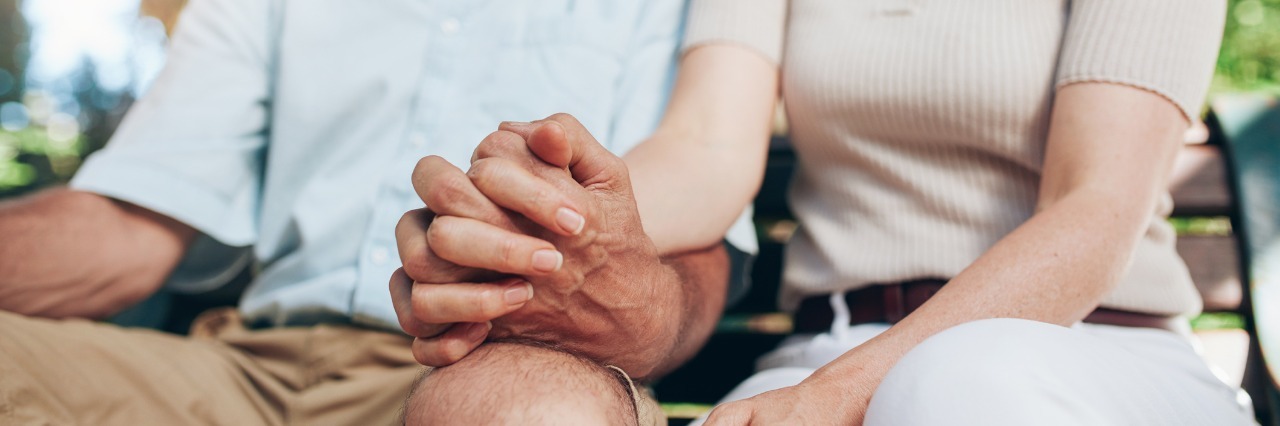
[{"xmin": 71, "ymin": 0, "xmax": 755, "ymax": 331}]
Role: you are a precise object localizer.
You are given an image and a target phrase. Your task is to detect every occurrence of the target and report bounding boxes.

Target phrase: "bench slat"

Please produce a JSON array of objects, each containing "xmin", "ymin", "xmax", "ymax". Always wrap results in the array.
[
  {"xmin": 1177, "ymin": 235, "xmax": 1243, "ymax": 312},
  {"xmin": 1171, "ymin": 145, "xmax": 1233, "ymax": 217}
]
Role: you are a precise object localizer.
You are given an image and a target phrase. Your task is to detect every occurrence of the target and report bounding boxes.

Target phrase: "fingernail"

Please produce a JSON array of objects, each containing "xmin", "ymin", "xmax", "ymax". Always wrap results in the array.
[
  {"xmin": 555, "ymin": 208, "xmax": 586, "ymax": 235},
  {"xmin": 466, "ymin": 322, "xmax": 491, "ymax": 341},
  {"xmin": 530, "ymin": 249, "xmax": 563, "ymax": 273},
  {"xmin": 504, "ymin": 282, "xmax": 533, "ymax": 305}
]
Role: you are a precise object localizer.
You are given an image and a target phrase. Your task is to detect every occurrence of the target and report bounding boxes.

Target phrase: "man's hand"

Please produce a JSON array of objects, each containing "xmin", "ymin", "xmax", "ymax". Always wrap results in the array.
[
  {"xmin": 389, "ymin": 155, "xmax": 540, "ymax": 367},
  {"xmin": 391, "ymin": 114, "xmax": 686, "ymax": 378}
]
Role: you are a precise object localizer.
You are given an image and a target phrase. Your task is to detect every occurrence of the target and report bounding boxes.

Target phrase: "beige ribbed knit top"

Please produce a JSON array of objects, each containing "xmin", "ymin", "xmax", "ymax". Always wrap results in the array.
[{"xmin": 684, "ymin": 0, "xmax": 1226, "ymax": 316}]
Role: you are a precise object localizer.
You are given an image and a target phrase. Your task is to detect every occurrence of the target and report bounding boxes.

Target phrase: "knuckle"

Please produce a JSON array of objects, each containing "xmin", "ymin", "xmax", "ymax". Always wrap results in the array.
[
  {"xmin": 400, "ymin": 252, "xmax": 433, "ymax": 281},
  {"xmin": 475, "ymin": 288, "xmax": 506, "ymax": 318},
  {"xmin": 547, "ymin": 112, "xmax": 580, "ymax": 127},
  {"xmin": 527, "ymin": 186, "xmax": 556, "ymax": 210},
  {"xmin": 477, "ymin": 131, "xmax": 522, "ymax": 158},
  {"xmin": 469, "ymin": 158, "xmax": 522, "ymax": 196},
  {"xmin": 394, "ymin": 210, "xmax": 429, "ymax": 244},
  {"xmin": 398, "ymin": 310, "xmax": 423, "ymax": 334},
  {"xmin": 412, "ymin": 290, "xmax": 445, "ymax": 325},
  {"xmin": 425, "ymin": 173, "xmax": 471, "ymax": 211},
  {"xmin": 394, "ymin": 211, "xmax": 415, "ymax": 239},
  {"xmin": 389, "ymin": 267, "xmax": 409, "ymax": 292},
  {"xmin": 498, "ymin": 237, "xmax": 524, "ymax": 271},
  {"xmin": 434, "ymin": 339, "xmax": 464, "ymax": 364},
  {"xmin": 607, "ymin": 154, "xmax": 629, "ymax": 173},
  {"xmin": 413, "ymin": 339, "xmax": 452, "ymax": 367},
  {"xmin": 466, "ymin": 158, "xmax": 496, "ymax": 188},
  {"xmin": 424, "ymin": 216, "xmax": 453, "ymax": 244},
  {"xmin": 421, "ymin": 260, "xmax": 471, "ymax": 285}
]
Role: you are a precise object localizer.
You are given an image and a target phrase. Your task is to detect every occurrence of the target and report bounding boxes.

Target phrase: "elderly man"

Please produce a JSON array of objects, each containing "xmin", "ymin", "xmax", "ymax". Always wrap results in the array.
[{"xmin": 0, "ymin": 0, "xmax": 754, "ymax": 424}]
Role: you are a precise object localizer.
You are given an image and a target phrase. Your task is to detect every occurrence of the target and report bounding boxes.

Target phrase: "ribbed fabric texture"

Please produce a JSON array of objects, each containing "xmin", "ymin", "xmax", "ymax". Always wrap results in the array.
[
  {"xmin": 683, "ymin": 0, "xmax": 1226, "ymax": 316},
  {"xmin": 683, "ymin": 0, "xmax": 788, "ymax": 65}
]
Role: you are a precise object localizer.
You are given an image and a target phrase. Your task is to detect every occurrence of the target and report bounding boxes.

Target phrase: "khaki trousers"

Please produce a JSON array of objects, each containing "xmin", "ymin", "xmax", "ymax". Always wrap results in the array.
[{"xmin": 0, "ymin": 308, "xmax": 422, "ymax": 426}]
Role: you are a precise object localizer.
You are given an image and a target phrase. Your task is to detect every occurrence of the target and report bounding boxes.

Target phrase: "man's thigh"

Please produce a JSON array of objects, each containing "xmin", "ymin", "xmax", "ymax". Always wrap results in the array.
[{"xmin": 0, "ymin": 309, "xmax": 276, "ymax": 425}]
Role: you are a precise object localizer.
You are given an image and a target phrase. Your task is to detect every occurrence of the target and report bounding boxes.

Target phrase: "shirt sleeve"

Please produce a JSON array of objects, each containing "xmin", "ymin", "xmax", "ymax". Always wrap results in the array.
[
  {"xmin": 69, "ymin": 0, "xmax": 273, "ymax": 292},
  {"xmin": 70, "ymin": 0, "xmax": 271, "ymax": 247},
  {"xmin": 1055, "ymin": 0, "xmax": 1227, "ymax": 121},
  {"xmin": 681, "ymin": 0, "xmax": 788, "ymax": 66}
]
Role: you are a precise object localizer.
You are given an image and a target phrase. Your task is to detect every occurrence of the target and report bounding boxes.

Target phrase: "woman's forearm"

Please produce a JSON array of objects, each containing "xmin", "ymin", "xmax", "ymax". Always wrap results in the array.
[
  {"xmin": 623, "ymin": 44, "xmax": 778, "ymax": 255},
  {"xmin": 797, "ymin": 186, "xmax": 1160, "ymax": 418},
  {"xmin": 799, "ymin": 83, "xmax": 1190, "ymax": 414}
]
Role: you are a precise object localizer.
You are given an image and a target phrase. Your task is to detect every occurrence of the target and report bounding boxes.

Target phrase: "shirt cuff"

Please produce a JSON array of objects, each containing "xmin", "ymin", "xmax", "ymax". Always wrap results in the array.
[{"xmin": 70, "ymin": 155, "xmax": 258, "ymax": 247}]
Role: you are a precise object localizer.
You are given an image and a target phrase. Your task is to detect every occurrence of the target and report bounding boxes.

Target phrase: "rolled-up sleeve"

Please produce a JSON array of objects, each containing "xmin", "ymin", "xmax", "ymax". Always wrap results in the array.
[
  {"xmin": 70, "ymin": 0, "xmax": 271, "ymax": 247},
  {"xmin": 1055, "ymin": 0, "xmax": 1227, "ymax": 121},
  {"xmin": 681, "ymin": 0, "xmax": 788, "ymax": 66}
]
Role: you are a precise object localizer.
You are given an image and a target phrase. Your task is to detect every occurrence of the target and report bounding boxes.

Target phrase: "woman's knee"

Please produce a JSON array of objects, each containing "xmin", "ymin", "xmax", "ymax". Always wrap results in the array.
[{"xmin": 864, "ymin": 319, "xmax": 1085, "ymax": 425}]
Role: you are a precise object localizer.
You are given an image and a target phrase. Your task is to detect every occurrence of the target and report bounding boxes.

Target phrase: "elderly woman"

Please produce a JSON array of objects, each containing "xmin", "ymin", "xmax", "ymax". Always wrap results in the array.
[{"xmin": 397, "ymin": 0, "xmax": 1253, "ymax": 424}]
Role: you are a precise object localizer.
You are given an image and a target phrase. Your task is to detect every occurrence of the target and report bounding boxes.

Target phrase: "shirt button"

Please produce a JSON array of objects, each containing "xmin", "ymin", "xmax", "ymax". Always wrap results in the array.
[
  {"xmin": 369, "ymin": 247, "xmax": 390, "ymax": 265},
  {"xmin": 410, "ymin": 132, "xmax": 427, "ymax": 148},
  {"xmin": 440, "ymin": 17, "xmax": 461, "ymax": 35}
]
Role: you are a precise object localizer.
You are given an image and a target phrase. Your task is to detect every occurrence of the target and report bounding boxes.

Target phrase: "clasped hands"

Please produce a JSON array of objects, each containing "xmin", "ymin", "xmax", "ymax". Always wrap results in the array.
[
  {"xmin": 389, "ymin": 114, "xmax": 681, "ymax": 379},
  {"xmin": 389, "ymin": 113, "xmax": 869, "ymax": 424}
]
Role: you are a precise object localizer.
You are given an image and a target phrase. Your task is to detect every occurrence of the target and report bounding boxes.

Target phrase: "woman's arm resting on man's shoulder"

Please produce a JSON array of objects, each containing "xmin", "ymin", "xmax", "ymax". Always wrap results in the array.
[{"xmin": 0, "ymin": 188, "xmax": 195, "ymax": 319}]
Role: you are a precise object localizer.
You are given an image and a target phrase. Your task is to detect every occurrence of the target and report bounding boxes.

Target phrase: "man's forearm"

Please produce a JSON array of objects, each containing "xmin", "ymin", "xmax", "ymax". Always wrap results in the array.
[
  {"xmin": 0, "ymin": 188, "xmax": 195, "ymax": 318},
  {"xmin": 645, "ymin": 243, "xmax": 730, "ymax": 380}
]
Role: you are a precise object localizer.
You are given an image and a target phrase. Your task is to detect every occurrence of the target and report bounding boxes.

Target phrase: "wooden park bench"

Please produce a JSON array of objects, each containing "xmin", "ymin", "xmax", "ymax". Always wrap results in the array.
[{"xmin": 654, "ymin": 95, "xmax": 1280, "ymax": 426}]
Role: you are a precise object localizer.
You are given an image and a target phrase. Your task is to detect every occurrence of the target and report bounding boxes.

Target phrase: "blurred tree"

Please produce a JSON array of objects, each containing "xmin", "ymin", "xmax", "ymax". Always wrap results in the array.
[
  {"xmin": 0, "ymin": 0, "xmax": 28, "ymax": 193},
  {"xmin": 0, "ymin": 0, "xmax": 23, "ymax": 104},
  {"xmin": 0, "ymin": 0, "xmax": 181, "ymax": 197},
  {"xmin": 0, "ymin": 0, "xmax": 1275, "ymax": 198},
  {"xmin": 1215, "ymin": 0, "xmax": 1280, "ymax": 94}
]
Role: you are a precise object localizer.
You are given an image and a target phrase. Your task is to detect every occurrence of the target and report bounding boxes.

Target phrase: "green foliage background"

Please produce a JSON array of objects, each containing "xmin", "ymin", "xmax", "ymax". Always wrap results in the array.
[
  {"xmin": 1, "ymin": 0, "xmax": 1279, "ymax": 197},
  {"xmin": 1216, "ymin": 0, "xmax": 1280, "ymax": 94}
]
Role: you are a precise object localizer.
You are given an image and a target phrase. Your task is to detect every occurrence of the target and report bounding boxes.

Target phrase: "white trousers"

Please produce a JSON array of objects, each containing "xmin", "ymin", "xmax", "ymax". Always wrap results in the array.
[{"xmin": 694, "ymin": 295, "xmax": 1255, "ymax": 425}]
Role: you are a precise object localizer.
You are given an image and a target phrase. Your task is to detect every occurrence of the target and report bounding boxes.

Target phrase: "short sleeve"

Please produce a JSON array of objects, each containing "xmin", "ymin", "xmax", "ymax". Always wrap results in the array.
[
  {"xmin": 70, "ymin": 0, "xmax": 272, "ymax": 247},
  {"xmin": 1055, "ymin": 0, "xmax": 1227, "ymax": 121},
  {"xmin": 681, "ymin": 0, "xmax": 788, "ymax": 66}
]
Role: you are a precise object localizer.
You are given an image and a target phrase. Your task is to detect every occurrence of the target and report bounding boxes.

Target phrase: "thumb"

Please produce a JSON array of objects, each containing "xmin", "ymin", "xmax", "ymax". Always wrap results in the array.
[
  {"xmin": 498, "ymin": 120, "xmax": 571, "ymax": 167},
  {"xmin": 526, "ymin": 121, "xmax": 575, "ymax": 169},
  {"xmin": 502, "ymin": 114, "xmax": 629, "ymax": 189},
  {"xmin": 534, "ymin": 116, "xmax": 629, "ymax": 189}
]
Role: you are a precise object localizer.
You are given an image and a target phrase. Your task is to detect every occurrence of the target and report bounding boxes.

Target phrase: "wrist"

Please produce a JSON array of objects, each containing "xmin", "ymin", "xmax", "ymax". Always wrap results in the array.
[
  {"xmin": 800, "ymin": 343, "xmax": 901, "ymax": 419},
  {"xmin": 620, "ymin": 262, "xmax": 684, "ymax": 379}
]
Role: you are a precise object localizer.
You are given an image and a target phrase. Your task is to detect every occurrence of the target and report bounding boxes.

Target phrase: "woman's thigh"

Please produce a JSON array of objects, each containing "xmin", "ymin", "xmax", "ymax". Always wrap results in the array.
[
  {"xmin": 689, "ymin": 323, "xmax": 891, "ymax": 425},
  {"xmin": 864, "ymin": 318, "xmax": 1253, "ymax": 426}
]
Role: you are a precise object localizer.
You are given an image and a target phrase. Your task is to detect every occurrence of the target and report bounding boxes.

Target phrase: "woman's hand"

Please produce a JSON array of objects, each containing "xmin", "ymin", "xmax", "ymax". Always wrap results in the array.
[{"xmin": 704, "ymin": 380, "xmax": 870, "ymax": 426}]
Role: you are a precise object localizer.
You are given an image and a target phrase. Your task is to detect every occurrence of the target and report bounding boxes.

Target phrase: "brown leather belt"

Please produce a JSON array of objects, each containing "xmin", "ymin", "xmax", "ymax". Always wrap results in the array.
[{"xmin": 792, "ymin": 279, "xmax": 1183, "ymax": 334}]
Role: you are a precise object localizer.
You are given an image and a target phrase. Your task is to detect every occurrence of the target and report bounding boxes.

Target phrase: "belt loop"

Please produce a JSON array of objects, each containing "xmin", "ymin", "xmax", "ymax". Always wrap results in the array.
[
  {"xmin": 884, "ymin": 284, "xmax": 905, "ymax": 323},
  {"xmin": 828, "ymin": 291, "xmax": 851, "ymax": 341}
]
